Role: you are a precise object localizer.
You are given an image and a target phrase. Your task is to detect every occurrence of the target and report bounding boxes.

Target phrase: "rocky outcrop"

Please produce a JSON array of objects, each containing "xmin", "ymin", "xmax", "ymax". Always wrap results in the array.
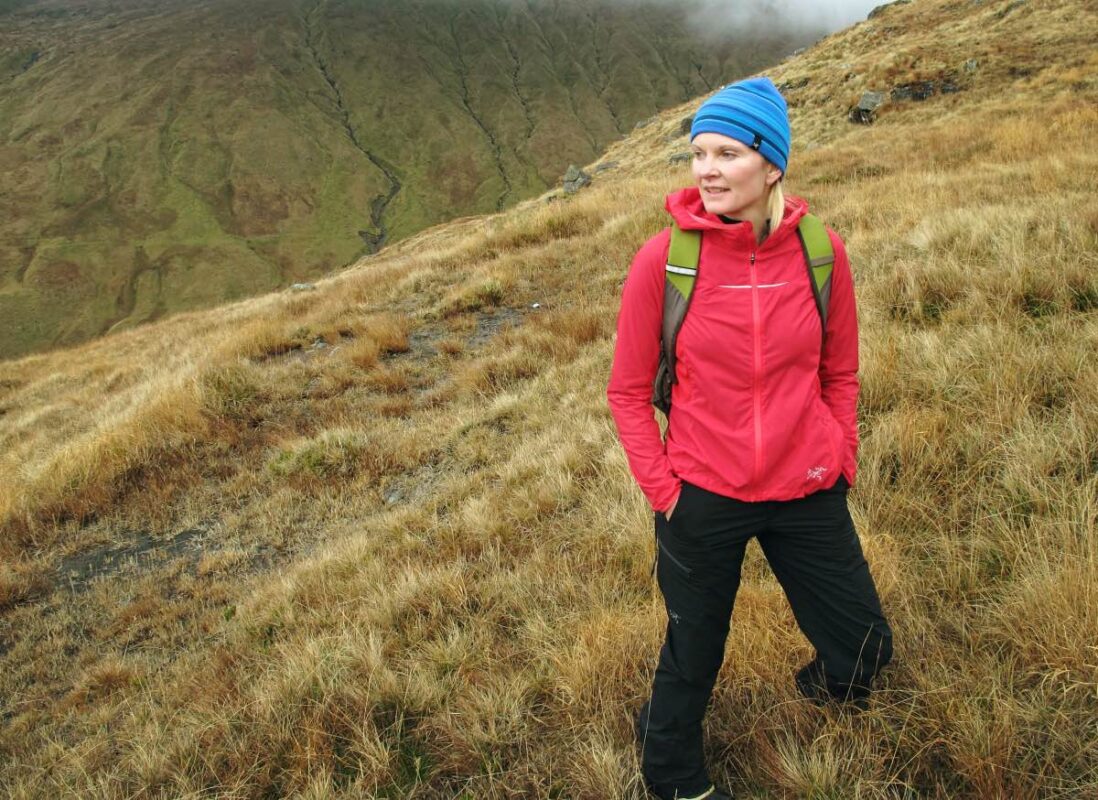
[
  {"xmin": 777, "ymin": 77, "xmax": 810, "ymax": 93},
  {"xmin": 849, "ymin": 91, "xmax": 885, "ymax": 124},
  {"xmin": 562, "ymin": 165, "xmax": 592, "ymax": 194},
  {"xmin": 868, "ymin": 0, "xmax": 912, "ymax": 19},
  {"xmin": 891, "ymin": 74, "xmax": 961, "ymax": 102}
]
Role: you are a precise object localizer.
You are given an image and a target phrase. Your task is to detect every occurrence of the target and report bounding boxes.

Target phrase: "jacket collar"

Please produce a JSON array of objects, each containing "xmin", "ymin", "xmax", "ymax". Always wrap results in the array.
[{"xmin": 664, "ymin": 186, "xmax": 809, "ymax": 251}]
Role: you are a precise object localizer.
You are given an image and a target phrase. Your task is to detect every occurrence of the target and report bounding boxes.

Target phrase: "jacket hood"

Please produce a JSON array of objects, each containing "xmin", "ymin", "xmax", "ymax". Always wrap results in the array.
[{"xmin": 665, "ymin": 186, "xmax": 809, "ymax": 248}]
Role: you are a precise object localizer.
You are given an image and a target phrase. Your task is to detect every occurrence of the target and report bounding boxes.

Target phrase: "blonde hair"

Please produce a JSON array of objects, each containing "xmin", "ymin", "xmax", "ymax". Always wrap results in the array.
[{"xmin": 766, "ymin": 174, "xmax": 785, "ymax": 236}]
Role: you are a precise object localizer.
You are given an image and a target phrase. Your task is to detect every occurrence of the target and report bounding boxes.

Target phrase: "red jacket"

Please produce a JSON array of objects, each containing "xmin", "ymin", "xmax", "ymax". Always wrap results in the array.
[{"xmin": 607, "ymin": 187, "xmax": 859, "ymax": 511}]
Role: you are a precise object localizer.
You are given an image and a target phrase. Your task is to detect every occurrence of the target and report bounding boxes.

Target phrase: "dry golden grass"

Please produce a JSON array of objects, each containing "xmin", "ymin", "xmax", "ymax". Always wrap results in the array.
[{"xmin": 1, "ymin": 0, "xmax": 1096, "ymax": 796}]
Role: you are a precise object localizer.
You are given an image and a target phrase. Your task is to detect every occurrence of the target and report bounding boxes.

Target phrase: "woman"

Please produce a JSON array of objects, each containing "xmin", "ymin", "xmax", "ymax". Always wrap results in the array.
[{"xmin": 607, "ymin": 77, "xmax": 893, "ymax": 800}]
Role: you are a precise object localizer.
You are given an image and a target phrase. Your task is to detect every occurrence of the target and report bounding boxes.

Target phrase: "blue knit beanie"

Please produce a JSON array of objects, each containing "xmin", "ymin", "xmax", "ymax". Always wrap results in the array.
[{"xmin": 690, "ymin": 77, "xmax": 790, "ymax": 174}]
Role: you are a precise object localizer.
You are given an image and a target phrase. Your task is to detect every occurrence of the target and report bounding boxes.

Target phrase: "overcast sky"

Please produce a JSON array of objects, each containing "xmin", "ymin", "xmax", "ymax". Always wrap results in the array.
[
  {"xmin": 628, "ymin": 0, "xmax": 889, "ymax": 38},
  {"xmin": 696, "ymin": 0, "xmax": 888, "ymax": 31}
]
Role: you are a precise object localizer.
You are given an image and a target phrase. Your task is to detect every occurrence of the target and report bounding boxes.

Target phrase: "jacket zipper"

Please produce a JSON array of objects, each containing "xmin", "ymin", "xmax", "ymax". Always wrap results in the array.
[{"xmin": 749, "ymin": 250, "xmax": 764, "ymax": 485}]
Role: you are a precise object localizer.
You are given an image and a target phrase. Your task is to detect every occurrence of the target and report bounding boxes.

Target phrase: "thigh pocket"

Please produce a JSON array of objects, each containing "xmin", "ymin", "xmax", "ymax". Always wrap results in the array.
[
  {"xmin": 654, "ymin": 503, "xmax": 696, "ymax": 578},
  {"xmin": 656, "ymin": 533, "xmax": 694, "ymax": 576},
  {"xmin": 654, "ymin": 509, "xmax": 689, "ymax": 579}
]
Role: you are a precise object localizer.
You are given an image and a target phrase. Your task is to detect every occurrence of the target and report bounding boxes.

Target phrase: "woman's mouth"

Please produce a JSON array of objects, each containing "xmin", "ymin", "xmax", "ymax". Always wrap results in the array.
[{"xmin": 703, "ymin": 187, "xmax": 729, "ymax": 195}]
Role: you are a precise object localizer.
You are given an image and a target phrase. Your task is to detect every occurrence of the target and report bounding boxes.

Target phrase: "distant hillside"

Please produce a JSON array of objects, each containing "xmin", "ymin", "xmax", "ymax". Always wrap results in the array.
[{"xmin": 0, "ymin": 0, "xmax": 814, "ymax": 359}]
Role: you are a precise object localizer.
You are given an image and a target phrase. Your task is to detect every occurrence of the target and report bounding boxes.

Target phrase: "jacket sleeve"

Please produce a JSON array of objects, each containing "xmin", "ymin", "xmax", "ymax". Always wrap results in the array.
[
  {"xmin": 819, "ymin": 230, "xmax": 860, "ymax": 486},
  {"xmin": 607, "ymin": 229, "xmax": 682, "ymax": 512}
]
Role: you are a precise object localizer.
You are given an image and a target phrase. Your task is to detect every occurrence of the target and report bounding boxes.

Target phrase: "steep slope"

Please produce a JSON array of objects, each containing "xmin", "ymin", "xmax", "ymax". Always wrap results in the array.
[
  {"xmin": 1, "ymin": 0, "xmax": 1096, "ymax": 796},
  {"xmin": 0, "ymin": 0, "xmax": 810, "ymax": 359}
]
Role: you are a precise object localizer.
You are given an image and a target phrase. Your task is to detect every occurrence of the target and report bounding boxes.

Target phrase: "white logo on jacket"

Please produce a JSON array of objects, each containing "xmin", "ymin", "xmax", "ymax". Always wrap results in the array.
[{"xmin": 807, "ymin": 466, "xmax": 829, "ymax": 481}]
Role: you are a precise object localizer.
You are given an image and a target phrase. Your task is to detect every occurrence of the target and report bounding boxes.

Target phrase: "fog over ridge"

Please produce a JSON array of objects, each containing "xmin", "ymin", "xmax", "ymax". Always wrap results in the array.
[{"xmin": 571, "ymin": 0, "xmax": 887, "ymax": 39}]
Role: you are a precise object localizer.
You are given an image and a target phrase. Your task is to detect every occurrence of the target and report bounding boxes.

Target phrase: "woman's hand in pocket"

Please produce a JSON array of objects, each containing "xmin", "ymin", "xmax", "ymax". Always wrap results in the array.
[{"xmin": 664, "ymin": 486, "xmax": 682, "ymax": 520}]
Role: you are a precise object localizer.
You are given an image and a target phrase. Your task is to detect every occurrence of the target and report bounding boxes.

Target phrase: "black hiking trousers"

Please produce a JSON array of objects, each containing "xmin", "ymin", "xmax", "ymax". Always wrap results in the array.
[{"xmin": 637, "ymin": 475, "xmax": 893, "ymax": 797}]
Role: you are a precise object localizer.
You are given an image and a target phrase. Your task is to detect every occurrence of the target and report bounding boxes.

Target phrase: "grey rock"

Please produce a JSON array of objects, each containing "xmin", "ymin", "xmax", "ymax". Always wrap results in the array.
[
  {"xmin": 634, "ymin": 115, "xmax": 656, "ymax": 129},
  {"xmin": 891, "ymin": 81, "xmax": 936, "ymax": 102},
  {"xmin": 668, "ymin": 152, "xmax": 692, "ymax": 165},
  {"xmin": 859, "ymin": 91, "xmax": 885, "ymax": 109},
  {"xmin": 290, "ymin": 282, "xmax": 316, "ymax": 292},
  {"xmin": 562, "ymin": 165, "xmax": 592, "ymax": 195},
  {"xmin": 593, "ymin": 161, "xmax": 619, "ymax": 173},
  {"xmin": 679, "ymin": 116, "xmax": 694, "ymax": 136},
  {"xmin": 964, "ymin": 58, "xmax": 980, "ymax": 73},
  {"xmin": 777, "ymin": 77, "xmax": 810, "ymax": 93},
  {"xmin": 848, "ymin": 91, "xmax": 885, "ymax": 124}
]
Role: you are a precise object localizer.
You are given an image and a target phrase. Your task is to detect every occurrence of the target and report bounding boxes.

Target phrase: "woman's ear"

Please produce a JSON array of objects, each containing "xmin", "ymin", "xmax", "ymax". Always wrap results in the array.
[{"xmin": 766, "ymin": 164, "xmax": 783, "ymax": 186}]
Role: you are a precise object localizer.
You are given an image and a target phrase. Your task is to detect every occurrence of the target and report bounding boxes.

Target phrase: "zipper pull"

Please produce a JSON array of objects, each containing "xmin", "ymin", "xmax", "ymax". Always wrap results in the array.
[{"xmin": 750, "ymin": 252, "xmax": 756, "ymax": 265}]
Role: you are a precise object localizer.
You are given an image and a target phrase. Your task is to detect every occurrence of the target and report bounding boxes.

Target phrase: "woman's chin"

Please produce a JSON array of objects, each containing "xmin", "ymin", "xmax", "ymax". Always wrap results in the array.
[{"xmin": 701, "ymin": 196, "xmax": 737, "ymax": 217}]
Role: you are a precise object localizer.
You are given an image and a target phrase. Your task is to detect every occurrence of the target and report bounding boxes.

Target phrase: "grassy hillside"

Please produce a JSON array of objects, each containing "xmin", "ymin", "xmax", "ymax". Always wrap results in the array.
[
  {"xmin": 1, "ymin": 0, "xmax": 1096, "ymax": 796},
  {"xmin": 0, "ymin": 0, "xmax": 810, "ymax": 360}
]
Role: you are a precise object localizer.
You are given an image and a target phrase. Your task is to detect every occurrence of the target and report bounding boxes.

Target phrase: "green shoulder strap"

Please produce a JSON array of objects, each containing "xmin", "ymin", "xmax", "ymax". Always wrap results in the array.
[
  {"xmin": 652, "ymin": 222, "xmax": 701, "ymax": 415},
  {"xmin": 796, "ymin": 213, "xmax": 835, "ymax": 340},
  {"xmin": 666, "ymin": 221, "xmax": 702, "ymax": 299}
]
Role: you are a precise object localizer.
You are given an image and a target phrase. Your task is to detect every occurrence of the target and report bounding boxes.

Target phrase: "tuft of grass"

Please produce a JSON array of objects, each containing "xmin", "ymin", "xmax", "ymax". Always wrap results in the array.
[
  {"xmin": 268, "ymin": 429, "xmax": 370, "ymax": 483},
  {"xmin": 268, "ymin": 426, "xmax": 432, "ymax": 492},
  {"xmin": 529, "ymin": 306, "xmax": 609, "ymax": 347},
  {"xmin": 199, "ymin": 364, "xmax": 268, "ymax": 427},
  {"xmin": 453, "ymin": 351, "xmax": 542, "ymax": 397},
  {"xmin": 365, "ymin": 365, "xmax": 412, "ymax": 395},
  {"xmin": 344, "ymin": 336, "xmax": 382, "ymax": 370},
  {"xmin": 437, "ymin": 337, "xmax": 465, "ymax": 357},
  {"xmin": 361, "ymin": 313, "xmax": 411, "ymax": 355},
  {"xmin": 0, "ymin": 559, "xmax": 52, "ymax": 611},
  {"xmin": 440, "ymin": 277, "xmax": 508, "ymax": 316},
  {"xmin": 56, "ymin": 655, "xmax": 140, "ymax": 713}
]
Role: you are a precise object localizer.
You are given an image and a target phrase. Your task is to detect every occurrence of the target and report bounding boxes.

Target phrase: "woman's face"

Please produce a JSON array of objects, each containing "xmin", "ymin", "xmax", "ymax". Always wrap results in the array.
[{"xmin": 690, "ymin": 131, "xmax": 782, "ymax": 219}]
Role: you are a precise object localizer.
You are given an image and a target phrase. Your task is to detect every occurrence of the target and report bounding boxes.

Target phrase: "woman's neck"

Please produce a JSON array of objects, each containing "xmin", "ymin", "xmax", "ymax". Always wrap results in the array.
[{"xmin": 718, "ymin": 213, "xmax": 771, "ymax": 244}]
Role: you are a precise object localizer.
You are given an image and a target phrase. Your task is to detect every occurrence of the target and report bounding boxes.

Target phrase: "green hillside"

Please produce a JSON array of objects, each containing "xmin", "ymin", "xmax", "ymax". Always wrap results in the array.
[{"xmin": 0, "ymin": 0, "xmax": 813, "ymax": 359}]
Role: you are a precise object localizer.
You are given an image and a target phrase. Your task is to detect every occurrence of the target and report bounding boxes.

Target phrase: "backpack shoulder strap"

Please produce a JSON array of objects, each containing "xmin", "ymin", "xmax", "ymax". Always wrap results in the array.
[
  {"xmin": 652, "ymin": 222, "xmax": 701, "ymax": 415},
  {"xmin": 666, "ymin": 221, "xmax": 701, "ymax": 297},
  {"xmin": 796, "ymin": 213, "xmax": 835, "ymax": 340}
]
